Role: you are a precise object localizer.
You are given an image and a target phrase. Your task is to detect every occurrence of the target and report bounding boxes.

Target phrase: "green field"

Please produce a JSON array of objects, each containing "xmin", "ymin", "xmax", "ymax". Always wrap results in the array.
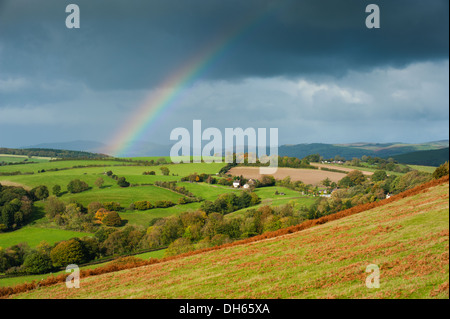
[
  {"xmin": 408, "ymin": 165, "xmax": 437, "ymax": 174},
  {"xmin": 0, "ymin": 226, "xmax": 92, "ymax": 249},
  {"xmin": 10, "ymin": 181, "xmax": 448, "ymax": 299},
  {"xmin": 0, "ymin": 159, "xmax": 231, "ymax": 249}
]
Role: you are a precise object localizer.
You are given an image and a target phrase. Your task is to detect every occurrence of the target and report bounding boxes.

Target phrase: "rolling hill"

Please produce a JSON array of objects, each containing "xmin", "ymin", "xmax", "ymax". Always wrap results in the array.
[
  {"xmin": 11, "ymin": 140, "xmax": 449, "ymax": 159},
  {"xmin": 4, "ymin": 176, "xmax": 448, "ymax": 299},
  {"xmin": 391, "ymin": 147, "xmax": 449, "ymax": 166},
  {"xmin": 279, "ymin": 141, "xmax": 449, "ymax": 160}
]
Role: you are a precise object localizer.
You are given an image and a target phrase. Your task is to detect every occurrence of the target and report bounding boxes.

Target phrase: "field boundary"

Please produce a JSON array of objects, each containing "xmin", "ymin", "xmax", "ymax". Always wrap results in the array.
[{"xmin": 1, "ymin": 174, "xmax": 448, "ymax": 298}]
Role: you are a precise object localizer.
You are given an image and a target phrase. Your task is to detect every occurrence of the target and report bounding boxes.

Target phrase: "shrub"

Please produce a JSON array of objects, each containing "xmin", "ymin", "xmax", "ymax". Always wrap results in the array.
[
  {"xmin": 154, "ymin": 200, "xmax": 175, "ymax": 208},
  {"xmin": 103, "ymin": 202, "xmax": 122, "ymax": 211},
  {"xmin": 134, "ymin": 201, "xmax": 153, "ymax": 210},
  {"xmin": 67, "ymin": 179, "xmax": 89, "ymax": 194},
  {"xmin": 102, "ymin": 211, "xmax": 122, "ymax": 227},
  {"xmin": 160, "ymin": 167, "xmax": 170, "ymax": 176},
  {"xmin": 117, "ymin": 177, "xmax": 130, "ymax": 188},
  {"xmin": 433, "ymin": 162, "xmax": 449, "ymax": 179}
]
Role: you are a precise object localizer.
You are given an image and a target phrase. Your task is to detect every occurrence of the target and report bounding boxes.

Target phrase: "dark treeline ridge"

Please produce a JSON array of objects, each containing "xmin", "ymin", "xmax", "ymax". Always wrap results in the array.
[{"xmin": 0, "ymin": 148, "xmax": 109, "ymax": 159}]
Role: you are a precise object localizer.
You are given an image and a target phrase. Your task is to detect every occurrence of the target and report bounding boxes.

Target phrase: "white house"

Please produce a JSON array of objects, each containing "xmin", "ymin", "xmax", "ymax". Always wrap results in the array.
[
  {"xmin": 233, "ymin": 181, "xmax": 240, "ymax": 188},
  {"xmin": 243, "ymin": 183, "xmax": 250, "ymax": 189}
]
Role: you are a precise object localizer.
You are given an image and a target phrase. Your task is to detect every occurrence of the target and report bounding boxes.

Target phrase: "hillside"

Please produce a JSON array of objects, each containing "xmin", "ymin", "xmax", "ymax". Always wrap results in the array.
[
  {"xmin": 6, "ymin": 176, "xmax": 449, "ymax": 299},
  {"xmin": 279, "ymin": 141, "xmax": 449, "ymax": 161},
  {"xmin": 392, "ymin": 147, "xmax": 449, "ymax": 166}
]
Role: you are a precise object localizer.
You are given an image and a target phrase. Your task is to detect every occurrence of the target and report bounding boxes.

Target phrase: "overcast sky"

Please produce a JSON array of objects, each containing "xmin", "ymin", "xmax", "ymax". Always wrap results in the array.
[{"xmin": 0, "ymin": 0, "xmax": 448, "ymax": 151}]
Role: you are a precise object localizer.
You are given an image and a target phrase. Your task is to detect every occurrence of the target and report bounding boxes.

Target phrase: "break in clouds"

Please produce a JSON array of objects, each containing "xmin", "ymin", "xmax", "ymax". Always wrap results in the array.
[{"xmin": 0, "ymin": 0, "xmax": 448, "ymax": 148}]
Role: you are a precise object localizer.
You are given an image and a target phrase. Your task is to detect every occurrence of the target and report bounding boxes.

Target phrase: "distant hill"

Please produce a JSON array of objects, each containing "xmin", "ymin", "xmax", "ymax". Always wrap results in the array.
[
  {"xmin": 279, "ymin": 141, "xmax": 449, "ymax": 160},
  {"xmin": 9, "ymin": 139, "xmax": 450, "ymax": 159},
  {"xmin": 21, "ymin": 140, "xmax": 107, "ymax": 153},
  {"xmin": 0, "ymin": 147, "xmax": 110, "ymax": 159},
  {"xmin": 391, "ymin": 147, "xmax": 449, "ymax": 166}
]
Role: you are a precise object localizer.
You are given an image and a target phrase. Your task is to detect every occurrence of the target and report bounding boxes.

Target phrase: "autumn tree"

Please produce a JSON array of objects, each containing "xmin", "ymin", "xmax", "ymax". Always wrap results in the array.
[
  {"xmin": 50, "ymin": 238, "xmax": 88, "ymax": 267},
  {"xmin": 102, "ymin": 211, "xmax": 122, "ymax": 227}
]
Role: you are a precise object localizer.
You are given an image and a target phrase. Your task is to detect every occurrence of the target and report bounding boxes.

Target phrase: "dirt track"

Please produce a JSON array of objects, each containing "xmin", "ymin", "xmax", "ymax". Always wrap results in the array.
[{"xmin": 227, "ymin": 167, "xmax": 347, "ymax": 186}]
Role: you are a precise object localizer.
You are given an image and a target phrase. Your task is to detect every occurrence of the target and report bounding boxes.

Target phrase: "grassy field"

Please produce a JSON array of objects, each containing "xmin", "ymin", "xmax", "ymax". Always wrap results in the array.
[
  {"xmin": 63, "ymin": 185, "xmax": 185, "ymax": 207},
  {"xmin": 9, "ymin": 180, "xmax": 448, "ymax": 299},
  {"xmin": 408, "ymin": 165, "xmax": 437, "ymax": 174},
  {"xmin": 0, "ymin": 154, "xmax": 51, "ymax": 164},
  {"xmin": 0, "ymin": 226, "xmax": 92, "ymax": 249},
  {"xmin": 0, "ymin": 160, "xmax": 232, "ymax": 249}
]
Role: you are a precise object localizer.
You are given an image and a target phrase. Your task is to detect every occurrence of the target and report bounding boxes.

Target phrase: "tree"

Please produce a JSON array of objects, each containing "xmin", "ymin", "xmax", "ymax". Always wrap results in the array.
[
  {"xmin": 52, "ymin": 184, "xmax": 61, "ymax": 197},
  {"xmin": 164, "ymin": 238, "xmax": 195, "ymax": 257},
  {"xmin": 372, "ymin": 170, "xmax": 388, "ymax": 182},
  {"xmin": 321, "ymin": 177, "xmax": 332, "ymax": 187},
  {"xmin": 117, "ymin": 177, "xmax": 130, "ymax": 188},
  {"xmin": 67, "ymin": 179, "xmax": 89, "ymax": 193},
  {"xmin": 31, "ymin": 185, "xmax": 49, "ymax": 201},
  {"xmin": 95, "ymin": 177, "xmax": 104, "ymax": 188},
  {"xmin": 102, "ymin": 211, "xmax": 122, "ymax": 227},
  {"xmin": 433, "ymin": 162, "xmax": 449, "ymax": 179},
  {"xmin": 160, "ymin": 166, "xmax": 170, "ymax": 176},
  {"xmin": 260, "ymin": 175, "xmax": 275, "ymax": 187},
  {"xmin": 50, "ymin": 238, "xmax": 88, "ymax": 267},
  {"xmin": 1, "ymin": 203, "xmax": 16, "ymax": 229},
  {"xmin": 347, "ymin": 170, "xmax": 366, "ymax": 186},
  {"xmin": 88, "ymin": 201, "xmax": 103, "ymax": 214},
  {"xmin": 44, "ymin": 196, "xmax": 66, "ymax": 219},
  {"xmin": 23, "ymin": 251, "xmax": 53, "ymax": 274}
]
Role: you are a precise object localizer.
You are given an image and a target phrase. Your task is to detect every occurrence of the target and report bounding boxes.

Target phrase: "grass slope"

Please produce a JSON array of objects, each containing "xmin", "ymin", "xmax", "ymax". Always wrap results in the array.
[{"xmin": 7, "ymin": 177, "xmax": 449, "ymax": 299}]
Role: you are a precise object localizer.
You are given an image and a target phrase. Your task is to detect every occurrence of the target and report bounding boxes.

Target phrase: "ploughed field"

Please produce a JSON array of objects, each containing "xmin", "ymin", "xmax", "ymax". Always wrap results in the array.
[
  {"xmin": 227, "ymin": 166, "xmax": 348, "ymax": 186},
  {"xmin": 9, "ymin": 179, "xmax": 448, "ymax": 299}
]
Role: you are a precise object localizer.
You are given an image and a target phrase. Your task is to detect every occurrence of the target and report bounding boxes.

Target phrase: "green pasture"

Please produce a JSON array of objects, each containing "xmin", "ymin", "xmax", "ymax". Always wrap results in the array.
[{"xmin": 0, "ymin": 226, "xmax": 92, "ymax": 249}]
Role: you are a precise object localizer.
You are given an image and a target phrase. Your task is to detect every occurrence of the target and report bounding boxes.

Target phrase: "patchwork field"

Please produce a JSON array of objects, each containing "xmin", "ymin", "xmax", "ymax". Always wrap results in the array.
[
  {"xmin": 227, "ymin": 166, "xmax": 348, "ymax": 185},
  {"xmin": 7, "ymin": 179, "xmax": 448, "ymax": 299}
]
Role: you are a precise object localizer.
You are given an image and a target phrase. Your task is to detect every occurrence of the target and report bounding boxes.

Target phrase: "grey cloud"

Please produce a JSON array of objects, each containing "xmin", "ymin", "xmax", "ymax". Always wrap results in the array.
[{"xmin": 0, "ymin": 0, "xmax": 448, "ymax": 90}]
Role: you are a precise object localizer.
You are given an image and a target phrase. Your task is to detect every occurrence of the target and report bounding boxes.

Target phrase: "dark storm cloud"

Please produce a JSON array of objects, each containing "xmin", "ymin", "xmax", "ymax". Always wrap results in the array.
[{"xmin": 0, "ymin": 0, "xmax": 448, "ymax": 90}]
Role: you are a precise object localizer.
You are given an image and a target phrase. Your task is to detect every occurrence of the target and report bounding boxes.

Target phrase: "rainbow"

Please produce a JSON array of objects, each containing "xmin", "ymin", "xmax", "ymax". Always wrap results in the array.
[{"xmin": 106, "ymin": 6, "xmax": 274, "ymax": 157}]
